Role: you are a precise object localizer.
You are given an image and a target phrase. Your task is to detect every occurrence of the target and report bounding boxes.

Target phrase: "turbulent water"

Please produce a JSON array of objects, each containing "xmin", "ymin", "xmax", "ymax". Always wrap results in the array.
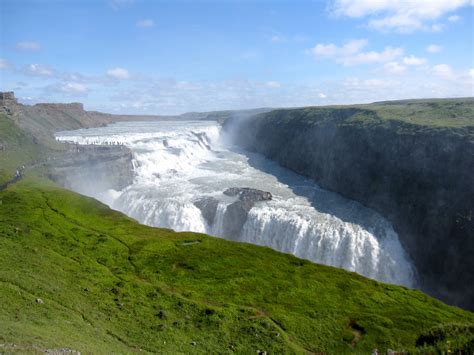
[{"xmin": 56, "ymin": 120, "xmax": 416, "ymax": 287}]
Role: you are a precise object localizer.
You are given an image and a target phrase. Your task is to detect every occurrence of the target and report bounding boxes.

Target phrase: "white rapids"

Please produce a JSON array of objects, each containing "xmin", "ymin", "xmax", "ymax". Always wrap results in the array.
[{"xmin": 56, "ymin": 120, "xmax": 416, "ymax": 287}]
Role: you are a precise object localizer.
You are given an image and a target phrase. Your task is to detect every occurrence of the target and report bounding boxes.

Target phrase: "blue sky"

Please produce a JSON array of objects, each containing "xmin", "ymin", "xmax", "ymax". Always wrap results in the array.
[{"xmin": 1, "ymin": 0, "xmax": 473, "ymax": 114}]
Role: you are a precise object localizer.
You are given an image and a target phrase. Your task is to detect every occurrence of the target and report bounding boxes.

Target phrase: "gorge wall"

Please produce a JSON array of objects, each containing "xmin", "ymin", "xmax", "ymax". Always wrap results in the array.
[
  {"xmin": 224, "ymin": 101, "xmax": 474, "ymax": 309},
  {"xmin": 49, "ymin": 144, "xmax": 134, "ymax": 194}
]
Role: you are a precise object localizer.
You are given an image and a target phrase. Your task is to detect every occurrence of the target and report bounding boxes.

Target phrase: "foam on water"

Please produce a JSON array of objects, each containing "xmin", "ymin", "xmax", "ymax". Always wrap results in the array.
[{"xmin": 56, "ymin": 120, "xmax": 416, "ymax": 287}]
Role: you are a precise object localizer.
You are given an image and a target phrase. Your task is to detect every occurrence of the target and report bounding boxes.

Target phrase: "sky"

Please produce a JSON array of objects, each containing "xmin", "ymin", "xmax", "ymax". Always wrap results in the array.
[{"xmin": 1, "ymin": 0, "xmax": 473, "ymax": 115}]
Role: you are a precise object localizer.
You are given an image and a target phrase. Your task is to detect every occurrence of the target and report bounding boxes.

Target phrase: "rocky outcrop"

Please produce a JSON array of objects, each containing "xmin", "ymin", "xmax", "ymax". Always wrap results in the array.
[
  {"xmin": 0, "ymin": 91, "xmax": 169, "ymax": 147},
  {"xmin": 0, "ymin": 91, "xmax": 18, "ymax": 103},
  {"xmin": 225, "ymin": 105, "xmax": 474, "ymax": 309},
  {"xmin": 222, "ymin": 187, "xmax": 272, "ymax": 240},
  {"xmin": 222, "ymin": 201, "xmax": 253, "ymax": 240},
  {"xmin": 194, "ymin": 188, "xmax": 273, "ymax": 238},
  {"xmin": 193, "ymin": 197, "xmax": 219, "ymax": 226},
  {"xmin": 223, "ymin": 187, "xmax": 272, "ymax": 202},
  {"xmin": 49, "ymin": 144, "xmax": 134, "ymax": 194}
]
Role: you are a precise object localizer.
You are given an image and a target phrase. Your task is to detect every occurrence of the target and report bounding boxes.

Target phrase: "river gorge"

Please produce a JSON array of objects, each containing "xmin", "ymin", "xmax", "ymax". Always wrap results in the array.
[{"xmin": 56, "ymin": 120, "xmax": 416, "ymax": 288}]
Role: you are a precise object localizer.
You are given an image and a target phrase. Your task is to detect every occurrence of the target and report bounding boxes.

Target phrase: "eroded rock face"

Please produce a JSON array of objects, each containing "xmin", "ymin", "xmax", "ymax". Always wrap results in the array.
[
  {"xmin": 194, "ymin": 188, "xmax": 273, "ymax": 240},
  {"xmin": 223, "ymin": 187, "xmax": 272, "ymax": 202},
  {"xmin": 49, "ymin": 144, "xmax": 134, "ymax": 194},
  {"xmin": 222, "ymin": 187, "xmax": 272, "ymax": 240},
  {"xmin": 222, "ymin": 200, "xmax": 253, "ymax": 240},
  {"xmin": 193, "ymin": 197, "xmax": 219, "ymax": 226}
]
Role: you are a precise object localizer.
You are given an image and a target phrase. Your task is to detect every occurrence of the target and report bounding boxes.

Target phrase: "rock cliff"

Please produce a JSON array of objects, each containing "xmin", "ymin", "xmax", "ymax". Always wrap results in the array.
[
  {"xmin": 49, "ymin": 144, "xmax": 134, "ymax": 194},
  {"xmin": 224, "ymin": 99, "xmax": 474, "ymax": 309}
]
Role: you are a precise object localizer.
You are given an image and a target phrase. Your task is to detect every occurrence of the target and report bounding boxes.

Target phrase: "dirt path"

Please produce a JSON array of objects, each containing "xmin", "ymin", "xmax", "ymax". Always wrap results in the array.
[
  {"xmin": 0, "ymin": 173, "xmax": 23, "ymax": 191},
  {"xmin": 0, "ymin": 161, "xmax": 46, "ymax": 191}
]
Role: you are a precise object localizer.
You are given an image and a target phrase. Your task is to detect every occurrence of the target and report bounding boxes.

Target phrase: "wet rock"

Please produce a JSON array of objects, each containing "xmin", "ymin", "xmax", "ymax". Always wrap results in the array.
[
  {"xmin": 222, "ymin": 187, "xmax": 272, "ymax": 240},
  {"xmin": 191, "ymin": 131, "xmax": 211, "ymax": 150},
  {"xmin": 224, "ymin": 187, "xmax": 272, "ymax": 202},
  {"xmin": 49, "ymin": 144, "xmax": 134, "ymax": 193},
  {"xmin": 193, "ymin": 197, "xmax": 219, "ymax": 226},
  {"xmin": 222, "ymin": 200, "xmax": 253, "ymax": 240}
]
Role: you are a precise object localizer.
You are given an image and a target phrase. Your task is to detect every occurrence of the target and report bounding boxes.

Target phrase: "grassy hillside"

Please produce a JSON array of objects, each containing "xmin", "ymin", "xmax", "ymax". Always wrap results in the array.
[
  {"xmin": 1, "ymin": 178, "xmax": 473, "ymax": 353},
  {"xmin": 368, "ymin": 97, "xmax": 474, "ymax": 128},
  {"xmin": 1, "ymin": 108, "xmax": 474, "ymax": 353},
  {"xmin": 0, "ymin": 114, "xmax": 53, "ymax": 185}
]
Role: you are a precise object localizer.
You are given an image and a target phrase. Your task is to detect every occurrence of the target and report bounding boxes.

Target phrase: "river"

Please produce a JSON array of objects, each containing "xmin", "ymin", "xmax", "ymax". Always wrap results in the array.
[{"xmin": 56, "ymin": 120, "xmax": 415, "ymax": 287}]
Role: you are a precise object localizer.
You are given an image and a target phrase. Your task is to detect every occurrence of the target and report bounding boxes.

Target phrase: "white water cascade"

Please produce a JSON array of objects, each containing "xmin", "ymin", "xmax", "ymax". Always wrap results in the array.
[{"xmin": 56, "ymin": 120, "xmax": 416, "ymax": 287}]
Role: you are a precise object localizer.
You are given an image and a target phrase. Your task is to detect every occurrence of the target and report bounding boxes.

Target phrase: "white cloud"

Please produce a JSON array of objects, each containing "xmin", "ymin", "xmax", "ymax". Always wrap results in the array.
[
  {"xmin": 107, "ymin": 67, "xmax": 130, "ymax": 79},
  {"xmin": 0, "ymin": 59, "xmax": 11, "ymax": 70},
  {"xmin": 16, "ymin": 41, "xmax": 41, "ymax": 51},
  {"xmin": 24, "ymin": 64, "xmax": 54, "ymax": 76},
  {"xmin": 308, "ymin": 39, "xmax": 403, "ymax": 66},
  {"xmin": 350, "ymin": 47, "xmax": 403, "ymax": 65},
  {"xmin": 175, "ymin": 81, "xmax": 201, "ymax": 90},
  {"xmin": 266, "ymin": 81, "xmax": 281, "ymax": 88},
  {"xmin": 432, "ymin": 64, "xmax": 455, "ymax": 80},
  {"xmin": 426, "ymin": 44, "xmax": 442, "ymax": 53},
  {"xmin": 448, "ymin": 15, "xmax": 461, "ymax": 22},
  {"xmin": 237, "ymin": 51, "xmax": 261, "ymax": 61},
  {"xmin": 136, "ymin": 19, "xmax": 155, "ymax": 28},
  {"xmin": 270, "ymin": 35, "xmax": 285, "ymax": 43},
  {"xmin": 44, "ymin": 81, "xmax": 90, "ymax": 97},
  {"xmin": 57, "ymin": 82, "xmax": 89, "ymax": 94},
  {"xmin": 331, "ymin": 0, "xmax": 473, "ymax": 32},
  {"xmin": 403, "ymin": 55, "xmax": 427, "ymax": 66},
  {"xmin": 109, "ymin": 0, "xmax": 134, "ymax": 10},
  {"xmin": 270, "ymin": 34, "xmax": 308, "ymax": 44},
  {"xmin": 57, "ymin": 70, "xmax": 472, "ymax": 114},
  {"xmin": 311, "ymin": 38, "xmax": 367, "ymax": 57},
  {"xmin": 384, "ymin": 61, "xmax": 406, "ymax": 74},
  {"xmin": 12, "ymin": 62, "xmax": 472, "ymax": 115}
]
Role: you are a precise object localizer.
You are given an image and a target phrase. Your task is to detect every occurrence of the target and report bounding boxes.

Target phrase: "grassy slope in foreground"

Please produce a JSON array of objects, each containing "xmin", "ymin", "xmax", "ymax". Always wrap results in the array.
[{"xmin": 1, "ymin": 178, "xmax": 474, "ymax": 353}]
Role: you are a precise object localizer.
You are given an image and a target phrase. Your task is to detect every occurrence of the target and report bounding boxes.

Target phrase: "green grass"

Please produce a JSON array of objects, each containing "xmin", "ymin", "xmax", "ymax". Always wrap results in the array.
[
  {"xmin": 0, "ymin": 114, "xmax": 44, "ymax": 184},
  {"xmin": 0, "ymin": 177, "xmax": 473, "ymax": 353},
  {"xmin": 256, "ymin": 98, "xmax": 474, "ymax": 140},
  {"xmin": 367, "ymin": 98, "xmax": 474, "ymax": 127}
]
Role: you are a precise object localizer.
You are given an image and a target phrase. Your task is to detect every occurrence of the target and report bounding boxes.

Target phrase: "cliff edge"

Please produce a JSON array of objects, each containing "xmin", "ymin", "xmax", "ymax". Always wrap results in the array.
[{"xmin": 225, "ymin": 98, "xmax": 474, "ymax": 309}]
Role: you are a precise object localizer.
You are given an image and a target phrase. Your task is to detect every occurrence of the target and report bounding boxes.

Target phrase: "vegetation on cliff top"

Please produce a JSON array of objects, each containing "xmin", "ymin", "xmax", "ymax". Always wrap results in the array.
[
  {"xmin": 1, "ymin": 106, "xmax": 474, "ymax": 353},
  {"xmin": 251, "ymin": 98, "xmax": 474, "ymax": 139}
]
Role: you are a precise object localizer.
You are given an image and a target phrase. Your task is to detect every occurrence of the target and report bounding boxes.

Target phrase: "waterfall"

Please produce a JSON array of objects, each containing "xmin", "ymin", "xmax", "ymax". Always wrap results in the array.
[{"xmin": 56, "ymin": 120, "xmax": 416, "ymax": 288}]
